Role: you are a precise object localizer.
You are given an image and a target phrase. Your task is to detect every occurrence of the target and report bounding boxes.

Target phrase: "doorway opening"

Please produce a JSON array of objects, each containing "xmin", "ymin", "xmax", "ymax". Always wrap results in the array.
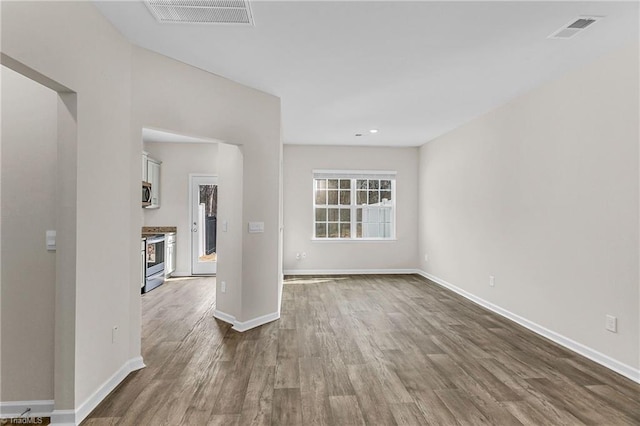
[{"xmin": 190, "ymin": 175, "xmax": 218, "ymax": 275}]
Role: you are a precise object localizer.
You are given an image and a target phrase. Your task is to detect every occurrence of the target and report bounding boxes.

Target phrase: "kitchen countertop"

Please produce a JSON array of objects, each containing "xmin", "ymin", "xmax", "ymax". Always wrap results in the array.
[{"xmin": 142, "ymin": 226, "xmax": 177, "ymax": 235}]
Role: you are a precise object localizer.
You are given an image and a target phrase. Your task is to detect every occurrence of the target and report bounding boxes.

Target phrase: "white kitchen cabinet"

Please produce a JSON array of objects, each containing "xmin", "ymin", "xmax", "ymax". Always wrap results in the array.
[
  {"xmin": 142, "ymin": 152, "xmax": 148, "ymax": 181},
  {"xmin": 141, "ymin": 238, "xmax": 146, "ymax": 290},
  {"xmin": 165, "ymin": 233, "xmax": 176, "ymax": 277}
]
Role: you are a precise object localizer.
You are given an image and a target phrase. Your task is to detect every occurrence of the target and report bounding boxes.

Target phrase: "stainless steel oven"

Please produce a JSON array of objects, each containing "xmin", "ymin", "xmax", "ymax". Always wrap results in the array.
[{"xmin": 143, "ymin": 234, "xmax": 165, "ymax": 293}]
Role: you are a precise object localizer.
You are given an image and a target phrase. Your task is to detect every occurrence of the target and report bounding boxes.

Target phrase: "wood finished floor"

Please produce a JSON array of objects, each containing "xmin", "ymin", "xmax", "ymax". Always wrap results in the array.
[{"xmin": 83, "ymin": 274, "xmax": 640, "ymax": 425}]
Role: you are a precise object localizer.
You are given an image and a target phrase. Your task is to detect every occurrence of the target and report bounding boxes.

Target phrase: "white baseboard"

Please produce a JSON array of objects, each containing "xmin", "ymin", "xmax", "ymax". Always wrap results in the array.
[
  {"xmin": 214, "ymin": 309, "xmax": 236, "ymax": 326},
  {"xmin": 50, "ymin": 356, "xmax": 146, "ymax": 425},
  {"xmin": 50, "ymin": 409, "xmax": 75, "ymax": 426},
  {"xmin": 214, "ymin": 309, "xmax": 280, "ymax": 332},
  {"xmin": 234, "ymin": 311, "xmax": 280, "ymax": 332},
  {"xmin": 283, "ymin": 268, "xmax": 417, "ymax": 276},
  {"xmin": 0, "ymin": 399, "xmax": 54, "ymax": 419},
  {"xmin": 416, "ymin": 270, "xmax": 640, "ymax": 384}
]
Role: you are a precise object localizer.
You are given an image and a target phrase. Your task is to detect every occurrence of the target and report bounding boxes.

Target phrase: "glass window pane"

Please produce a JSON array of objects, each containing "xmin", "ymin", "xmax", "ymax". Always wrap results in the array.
[
  {"xmin": 340, "ymin": 223, "xmax": 350, "ymax": 238},
  {"xmin": 357, "ymin": 191, "xmax": 367, "ymax": 205},
  {"xmin": 328, "ymin": 223, "xmax": 339, "ymax": 238},
  {"xmin": 367, "ymin": 207, "xmax": 379, "ymax": 223},
  {"xmin": 328, "ymin": 190, "xmax": 338, "ymax": 205},
  {"xmin": 339, "ymin": 190, "xmax": 351, "ymax": 205},
  {"xmin": 315, "ymin": 189, "xmax": 326, "ymax": 205},
  {"xmin": 381, "ymin": 207, "xmax": 391, "ymax": 223},
  {"xmin": 314, "ymin": 176, "xmax": 394, "ymax": 240},
  {"xmin": 369, "ymin": 191, "xmax": 379, "ymax": 204},
  {"xmin": 366, "ymin": 223, "xmax": 379, "ymax": 238}
]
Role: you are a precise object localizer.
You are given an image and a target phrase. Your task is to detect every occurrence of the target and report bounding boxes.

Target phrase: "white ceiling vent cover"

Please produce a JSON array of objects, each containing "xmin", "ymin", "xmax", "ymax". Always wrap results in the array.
[
  {"xmin": 145, "ymin": 0, "xmax": 254, "ymax": 25},
  {"xmin": 548, "ymin": 16, "xmax": 603, "ymax": 39}
]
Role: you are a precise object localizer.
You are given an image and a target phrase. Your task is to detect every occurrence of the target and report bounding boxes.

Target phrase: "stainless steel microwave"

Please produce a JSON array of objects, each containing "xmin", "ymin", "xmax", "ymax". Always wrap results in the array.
[{"xmin": 142, "ymin": 181, "xmax": 152, "ymax": 207}]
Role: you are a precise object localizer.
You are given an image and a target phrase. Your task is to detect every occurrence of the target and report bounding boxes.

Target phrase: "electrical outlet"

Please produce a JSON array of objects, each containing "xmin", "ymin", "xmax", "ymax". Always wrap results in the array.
[
  {"xmin": 424, "ymin": 254, "xmax": 429, "ymax": 262},
  {"xmin": 605, "ymin": 314, "xmax": 617, "ymax": 333},
  {"xmin": 112, "ymin": 326, "xmax": 119, "ymax": 344},
  {"xmin": 489, "ymin": 275, "xmax": 495, "ymax": 287},
  {"xmin": 221, "ymin": 281, "xmax": 227, "ymax": 293},
  {"xmin": 301, "ymin": 252, "xmax": 307, "ymax": 259},
  {"xmin": 296, "ymin": 252, "xmax": 301, "ymax": 260}
]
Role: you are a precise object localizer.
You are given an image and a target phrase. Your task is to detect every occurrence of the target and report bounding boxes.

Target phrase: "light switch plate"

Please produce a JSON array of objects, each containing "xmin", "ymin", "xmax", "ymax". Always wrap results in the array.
[
  {"xmin": 46, "ymin": 230, "xmax": 57, "ymax": 251},
  {"xmin": 248, "ymin": 221, "xmax": 264, "ymax": 233},
  {"xmin": 605, "ymin": 314, "xmax": 617, "ymax": 333}
]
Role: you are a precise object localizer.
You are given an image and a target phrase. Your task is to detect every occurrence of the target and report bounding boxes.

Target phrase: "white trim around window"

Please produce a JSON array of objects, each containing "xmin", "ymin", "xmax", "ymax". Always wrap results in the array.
[{"xmin": 311, "ymin": 169, "xmax": 397, "ymax": 241}]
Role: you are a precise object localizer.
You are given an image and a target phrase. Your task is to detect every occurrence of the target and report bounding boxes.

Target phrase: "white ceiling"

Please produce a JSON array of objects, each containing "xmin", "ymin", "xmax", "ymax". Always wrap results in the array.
[{"xmin": 96, "ymin": 1, "xmax": 639, "ymax": 147}]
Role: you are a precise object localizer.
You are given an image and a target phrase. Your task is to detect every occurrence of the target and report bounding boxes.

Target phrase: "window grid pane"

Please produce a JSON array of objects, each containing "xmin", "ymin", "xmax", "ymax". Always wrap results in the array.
[{"xmin": 314, "ymin": 177, "xmax": 394, "ymax": 239}]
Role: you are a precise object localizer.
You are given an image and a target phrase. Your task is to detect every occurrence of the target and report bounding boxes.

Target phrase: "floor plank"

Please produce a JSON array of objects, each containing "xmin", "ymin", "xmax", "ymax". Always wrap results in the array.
[{"xmin": 82, "ymin": 274, "xmax": 640, "ymax": 425}]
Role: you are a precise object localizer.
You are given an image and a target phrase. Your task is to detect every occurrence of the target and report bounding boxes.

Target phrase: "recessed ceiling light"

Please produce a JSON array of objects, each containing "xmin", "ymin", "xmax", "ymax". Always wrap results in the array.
[{"xmin": 369, "ymin": 129, "xmax": 379, "ymax": 134}]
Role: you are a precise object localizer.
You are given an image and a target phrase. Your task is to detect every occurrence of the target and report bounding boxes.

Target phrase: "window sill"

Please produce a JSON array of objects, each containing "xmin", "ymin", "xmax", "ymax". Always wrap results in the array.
[{"xmin": 311, "ymin": 238, "xmax": 397, "ymax": 243}]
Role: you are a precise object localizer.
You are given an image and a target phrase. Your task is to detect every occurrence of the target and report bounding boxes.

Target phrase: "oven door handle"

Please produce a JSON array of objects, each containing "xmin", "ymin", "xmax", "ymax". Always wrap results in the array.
[{"xmin": 146, "ymin": 236, "xmax": 165, "ymax": 244}]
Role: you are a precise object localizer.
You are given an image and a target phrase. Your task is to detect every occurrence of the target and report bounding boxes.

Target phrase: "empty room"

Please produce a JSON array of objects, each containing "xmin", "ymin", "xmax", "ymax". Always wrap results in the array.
[{"xmin": 1, "ymin": 1, "xmax": 638, "ymax": 425}]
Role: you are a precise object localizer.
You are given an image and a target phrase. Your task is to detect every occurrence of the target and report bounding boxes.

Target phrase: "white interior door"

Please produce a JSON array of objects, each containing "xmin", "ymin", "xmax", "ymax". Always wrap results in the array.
[{"xmin": 190, "ymin": 175, "xmax": 218, "ymax": 275}]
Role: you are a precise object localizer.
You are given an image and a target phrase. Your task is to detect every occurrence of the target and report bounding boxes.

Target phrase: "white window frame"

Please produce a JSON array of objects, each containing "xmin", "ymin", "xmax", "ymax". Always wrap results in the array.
[{"xmin": 312, "ymin": 169, "xmax": 397, "ymax": 242}]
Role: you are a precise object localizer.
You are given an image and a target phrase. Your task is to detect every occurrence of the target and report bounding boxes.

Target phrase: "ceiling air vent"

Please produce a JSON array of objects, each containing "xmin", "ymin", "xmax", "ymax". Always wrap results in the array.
[
  {"xmin": 548, "ymin": 16, "xmax": 602, "ymax": 39},
  {"xmin": 145, "ymin": 0, "xmax": 254, "ymax": 25}
]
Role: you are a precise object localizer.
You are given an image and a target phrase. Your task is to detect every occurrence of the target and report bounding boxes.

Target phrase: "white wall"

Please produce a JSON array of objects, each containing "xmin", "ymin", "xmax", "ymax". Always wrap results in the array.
[
  {"xmin": 1, "ymin": 66, "xmax": 57, "ymax": 401},
  {"xmin": 2, "ymin": 2, "xmax": 283, "ymax": 420},
  {"xmin": 216, "ymin": 143, "xmax": 244, "ymax": 320},
  {"xmin": 132, "ymin": 47, "xmax": 282, "ymax": 325},
  {"xmin": 2, "ymin": 0, "xmax": 134, "ymax": 416},
  {"xmin": 418, "ymin": 43, "xmax": 639, "ymax": 374},
  {"xmin": 283, "ymin": 145, "xmax": 419, "ymax": 273},
  {"xmin": 143, "ymin": 142, "xmax": 218, "ymax": 276}
]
